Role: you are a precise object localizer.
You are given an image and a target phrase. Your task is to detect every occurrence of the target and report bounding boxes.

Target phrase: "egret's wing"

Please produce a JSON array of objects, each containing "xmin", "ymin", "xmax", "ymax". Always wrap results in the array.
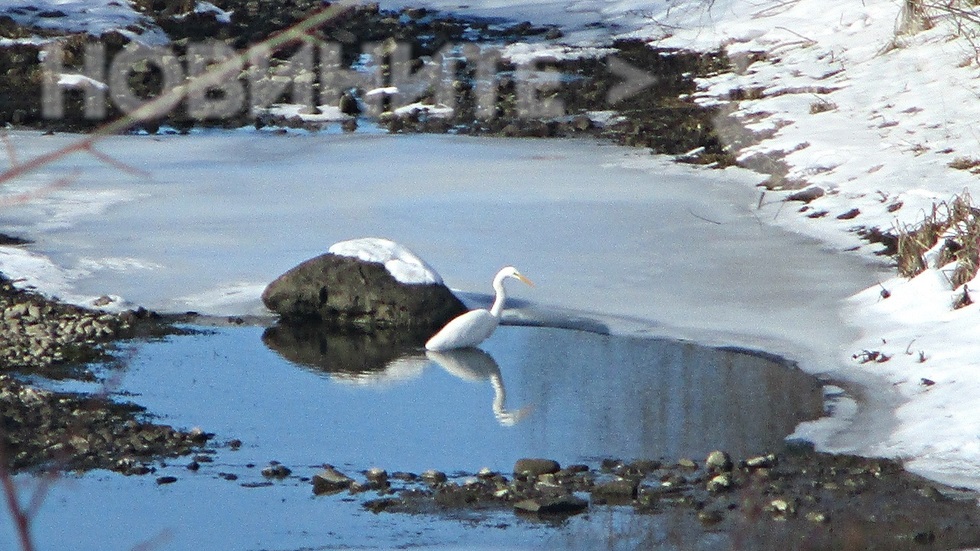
[{"xmin": 425, "ymin": 309, "xmax": 498, "ymax": 351}]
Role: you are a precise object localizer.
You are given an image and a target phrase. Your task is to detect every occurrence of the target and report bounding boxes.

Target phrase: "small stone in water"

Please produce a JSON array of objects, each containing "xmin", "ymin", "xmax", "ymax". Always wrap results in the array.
[
  {"xmin": 745, "ymin": 454, "xmax": 776, "ymax": 469},
  {"xmin": 706, "ymin": 473, "xmax": 733, "ymax": 493},
  {"xmin": 514, "ymin": 458, "xmax": 560, "ymax": 477},
  {"xmin": 806, "ymin": 511, "xmax": 829, "ymax": 523},
  {"xmin": 365, "ymin": 467, "xmax": 388, "ymax": 483},
  {"xmin": 514, "ymin": 495, "xmax": 588, "ymax": 516},
  {"xmin": 592, "ymin": 478, "xmax": 639, "ymax": 500},
  {"xmin": 705, "ymin": 450, "xmax": 733, "ymax": 472},
  {"xmin": 156, "ymin": 476, "xmax": 177, "ymax": 485},
  {"xmin": 676, "ymin": 458, "xmax": 698, "ymax": 469},
  {"xmin": 421, "ymin": 469, "xmax": 447, "ymax": 485},
  {"xmin": 698, "ymin": 509, "xmax": 725, "ymax": 525},
  {"xmin": 312, "ymin": 466, "xmax": 354, "ymax": 495},
  {"xmin": 262, "ymin": 463, "xmax": 292, "ymax": 479}
]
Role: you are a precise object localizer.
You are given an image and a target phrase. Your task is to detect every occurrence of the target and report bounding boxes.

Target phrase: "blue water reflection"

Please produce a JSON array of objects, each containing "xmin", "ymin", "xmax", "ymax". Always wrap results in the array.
[{"xmin": 107, "ymin": 323, "xmax": 824, "ymax": 473}]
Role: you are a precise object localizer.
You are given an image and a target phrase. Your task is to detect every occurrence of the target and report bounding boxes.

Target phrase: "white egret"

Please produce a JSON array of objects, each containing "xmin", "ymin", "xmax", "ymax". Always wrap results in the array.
[{"xmin": 424, "ymin": 266, "xmax": 534, "ymax": 351}]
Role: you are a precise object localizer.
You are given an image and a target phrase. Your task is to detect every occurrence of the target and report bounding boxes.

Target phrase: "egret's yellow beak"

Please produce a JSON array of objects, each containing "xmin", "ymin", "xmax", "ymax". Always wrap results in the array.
[{"xmin": 516, "ymin": 273, "xmax": 535, "ymax": 287}]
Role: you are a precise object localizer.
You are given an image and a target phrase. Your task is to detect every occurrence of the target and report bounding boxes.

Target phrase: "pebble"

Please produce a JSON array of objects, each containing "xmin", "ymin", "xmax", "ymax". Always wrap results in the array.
[
  {"xmin": 261, "ymin": 463, "xmax": 292, "ymax": 479},
  {"xmin": 421, "ymin": 469, "xmax": 447, "ymax": 485},
  {"xmin": 745, "ymin": 454, "xmax": 777, "ymax": 469},
  {"xmin": 698, "ymin": 509, "xmax": 725, "ymax": 525},
  {"xmin": 513, "ymin": 458, "xmax": 561, "ymax": 477},
  {"xmin": 312, "ymin": 466, "xmax": 355, "ymax": 495},
  {"xmin": 806, "ymin": 511, "xmax": 829, "ymax": 523},
  {"xmin": 592, "ymin": 478, "xmax": 639, "ymax": 500},
  {"xmin": 706, "ymin": 473, "xmax": 733, "ymax": 493},
  {"xmin": 0, "ymin": 286, "xmax": 133, "ymax": 371},
  {"xmin": 676, "ymin": 458, "xmax": 698, "ymax": 469},
  {"xmin": 705, "ymin": 450, "xmax": 733, "ymax": 472},
  {"xmin": 513, "ymin": 495, "xmax": 588, "ymax": 517}
]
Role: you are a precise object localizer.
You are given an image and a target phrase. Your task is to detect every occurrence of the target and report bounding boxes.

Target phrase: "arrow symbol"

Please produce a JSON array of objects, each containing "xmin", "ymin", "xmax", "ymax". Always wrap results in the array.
[{"xmin": 606, "ymin": 56, "xmax": 658, "ymax": 105}]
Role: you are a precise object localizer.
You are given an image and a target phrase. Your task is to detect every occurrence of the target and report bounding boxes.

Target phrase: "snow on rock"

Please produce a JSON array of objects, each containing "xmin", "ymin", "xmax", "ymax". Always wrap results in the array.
[
  {"xmin": 392, "ymin": 102, "xmax": 454, "ymax": 118},
  {"xmin": 57, "ymin": 74, "xmax": 109, "ymax": 91},
  {"xmin": 261, "ymin": 103, "xmax": 349, "ymax": 122},
  {"xmin": 193, "ymin": 1, "xmax": 233, "ymax": 24},
  {"xmin": 327, "ymin": 238, "xmax": 443, "ymax": 285}
]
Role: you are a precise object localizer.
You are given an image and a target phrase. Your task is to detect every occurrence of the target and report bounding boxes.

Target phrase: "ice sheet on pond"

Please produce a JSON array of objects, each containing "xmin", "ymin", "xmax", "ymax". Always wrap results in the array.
[{"xmin": 0, "ymin": 129, "xmax": 891, "ymax": 453}]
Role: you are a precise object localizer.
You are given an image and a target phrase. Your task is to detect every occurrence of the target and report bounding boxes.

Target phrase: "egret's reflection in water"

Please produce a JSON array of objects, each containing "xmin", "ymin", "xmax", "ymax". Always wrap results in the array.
[{"xmin": 426, "ymin": 348, "xmax": 533, "ymax": 426}]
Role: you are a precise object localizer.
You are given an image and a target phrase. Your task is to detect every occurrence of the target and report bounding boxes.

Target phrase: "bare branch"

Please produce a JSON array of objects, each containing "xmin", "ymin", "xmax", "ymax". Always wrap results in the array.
[{"xmin": 83, "ymin": 145, "xmax": 151, "ymax": 178}]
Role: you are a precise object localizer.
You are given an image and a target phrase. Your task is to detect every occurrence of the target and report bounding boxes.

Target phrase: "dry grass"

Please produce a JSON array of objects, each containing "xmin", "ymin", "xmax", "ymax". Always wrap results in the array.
[
  {"xmin": 809, "ymin": 100, "xmax": 837, "ymax": 114},
  {"xmin": 949, "ymin": 156, "xmax": 980, "ymax": 172},
  {"xmin": 896, "ymin": 192, "xmax": 980, "ymax": 292}
]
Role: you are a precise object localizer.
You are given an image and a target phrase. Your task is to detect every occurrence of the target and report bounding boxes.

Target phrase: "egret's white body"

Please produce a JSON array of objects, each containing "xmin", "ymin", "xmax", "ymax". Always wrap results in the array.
[{"xmin": 425, "ymin": 266, "xmax": 533, "ymax": 351}]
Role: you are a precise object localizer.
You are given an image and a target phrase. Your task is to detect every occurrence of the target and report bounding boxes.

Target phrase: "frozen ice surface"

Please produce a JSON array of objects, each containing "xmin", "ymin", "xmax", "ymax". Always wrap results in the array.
[
  {"xmin": 0, "ymin": 130, "xmax": 892, "ymax": 456},
  {"xmin": 0, "ymin": 131, "xmax": 880, "ymax": 366}
]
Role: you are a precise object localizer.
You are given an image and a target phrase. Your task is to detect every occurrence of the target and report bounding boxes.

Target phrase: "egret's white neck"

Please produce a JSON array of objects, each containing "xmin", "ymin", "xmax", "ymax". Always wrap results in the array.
[{"xmin": 489, "ymin": 271, "xmax": 508, "ymax": 318}]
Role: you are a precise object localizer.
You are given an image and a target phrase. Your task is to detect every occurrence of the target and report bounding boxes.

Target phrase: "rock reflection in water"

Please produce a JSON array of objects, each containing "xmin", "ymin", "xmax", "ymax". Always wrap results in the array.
[
  {"xmin": 262, "ymin": 322, "xmax": 530, "ymax": 426},
  {"xmin": 260, "ymin": 322, "xmax": 419, "ymax": 380}
]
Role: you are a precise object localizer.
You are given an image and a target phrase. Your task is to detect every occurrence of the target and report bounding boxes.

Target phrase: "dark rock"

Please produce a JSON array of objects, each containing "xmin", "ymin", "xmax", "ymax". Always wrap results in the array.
[
  {"xmin": 312, "ymin": 466, "xmax": 355, "ymax": 495},
  {"xmin": 156, "ymin": 476, "xmax": 178, "ymax": 485},
  {"xmin": 339, "ymin": 90, "xmax": 361, "ymax": 116},
  {"xmin": 786, "ymin": 186, "xmax": 825, "ymax": 203},
  {"xmin": 261, "ymin": 463, "xmax": 292, "ymax": 479},
  {"xmin": 514, "ymin": 458, "xmax": 561, "ymax": 477},
  {"xmin": 514, "ymin": 495, "xmax": 588, "ymax": 517},
  {"xmin": 600, "ymin": 458, "xmax": 623, "ymax": 472},
  {"xmin": 421, "ymin": 469, "xmax": 448, "ymax": 485},
  {"xmin": 364, "ymin": 497, "xmax": 400, "ymax": 513},
  {"xmin": 698, "ymin": 509, "xmax": 725, "ymax": 525},
  {"xmin": 592, "ymin": 478, "xmax": 639, "ymax": 501},
  {"xmin": 544, "ymin": 27, "xmax": 564, "ymax": 40},
  {"xmin": 261, "ymin": 251, "xmax": 466, "ymax": 342}
]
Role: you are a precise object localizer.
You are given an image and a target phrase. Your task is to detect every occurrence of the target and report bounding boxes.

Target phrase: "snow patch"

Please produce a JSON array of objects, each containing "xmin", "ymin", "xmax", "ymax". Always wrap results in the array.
[
  {"xmin": 393, "ymin": 102, "xmax": 454, "ymax": 118},
  {"xmin": 57, "ymin": 74, "xmax": 108, "ymax": 91},
  {"xmin": 327, "ymin": 238, "xmax": 443, "ymax": 285}
]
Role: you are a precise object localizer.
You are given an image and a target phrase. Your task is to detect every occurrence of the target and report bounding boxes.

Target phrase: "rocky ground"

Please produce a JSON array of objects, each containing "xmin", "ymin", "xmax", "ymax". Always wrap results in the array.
[
  {"xmin": 294, "ymin": 447, "xmax": 980, "ymax": 550},
  {"xmin": 0, "ymin": 267, "xmax": 214, "ymax": 474}
]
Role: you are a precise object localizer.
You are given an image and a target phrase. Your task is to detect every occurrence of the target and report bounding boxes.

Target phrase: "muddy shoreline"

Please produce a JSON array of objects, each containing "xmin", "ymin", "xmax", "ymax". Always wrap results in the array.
[{"xmin": 2, "ymin": 2, "xmax": 979, "ymax": 549}]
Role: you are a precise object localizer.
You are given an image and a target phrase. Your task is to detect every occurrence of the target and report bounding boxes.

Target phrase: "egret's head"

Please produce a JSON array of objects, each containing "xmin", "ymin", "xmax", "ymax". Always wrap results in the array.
[{"xmin": 501, "ymin": 266, "xmax": 534, "ymax": 287}]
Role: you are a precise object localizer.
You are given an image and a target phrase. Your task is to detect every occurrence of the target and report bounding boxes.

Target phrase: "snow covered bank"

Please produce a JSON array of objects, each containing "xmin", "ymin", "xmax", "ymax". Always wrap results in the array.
[
  {"xmin": 392, "ymin": 0, "xmax": 980, "ymax": 488},
  {"xmin": 650, "ymin": 0, "xmax": 980, "ymax": 491}
]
